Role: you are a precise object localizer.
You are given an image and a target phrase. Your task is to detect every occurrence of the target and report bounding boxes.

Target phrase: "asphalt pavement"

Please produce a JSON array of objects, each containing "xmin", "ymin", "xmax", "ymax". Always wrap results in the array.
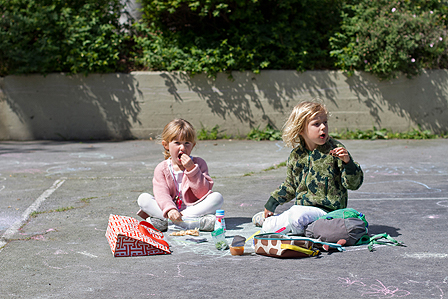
[{"xmin": 0, "ymin": 139, "xmax": 447, "ymax": 298}]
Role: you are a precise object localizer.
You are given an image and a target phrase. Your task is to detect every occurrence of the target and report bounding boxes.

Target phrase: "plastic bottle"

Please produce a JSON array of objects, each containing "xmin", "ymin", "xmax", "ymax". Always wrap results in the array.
[{"xmin": 214, "ymin": 209, "xmax": 226, "ymax": 232}]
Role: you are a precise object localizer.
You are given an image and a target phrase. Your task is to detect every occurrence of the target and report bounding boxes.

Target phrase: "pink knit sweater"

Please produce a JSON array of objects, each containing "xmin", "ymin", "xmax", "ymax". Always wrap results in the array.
[{"xmin": 152, "ymin": 157, "xmax": 213, "ymax": 218}]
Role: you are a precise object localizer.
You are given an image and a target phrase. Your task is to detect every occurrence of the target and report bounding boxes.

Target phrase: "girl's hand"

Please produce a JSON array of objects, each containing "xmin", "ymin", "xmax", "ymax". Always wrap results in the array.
[
  {"xmin": 264, "ymin": 208, "xmax": 274, "ymax": 219},
  {"xmin": 167, "ymin": 209, "xmax": 182, "ymax": 222},
  {"xmin": 330, "ymin": 147, "xmax": 351, "ymax": 164},
  {"xmin": 178, "ymin": 152, "xmax": 195, "ymax": 171}
]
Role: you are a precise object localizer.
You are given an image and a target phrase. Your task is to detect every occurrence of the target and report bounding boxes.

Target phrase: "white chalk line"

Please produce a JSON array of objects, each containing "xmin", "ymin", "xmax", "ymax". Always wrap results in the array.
[
  {"xmin": 0, "ymin": 178, "xmax": 66, "ymax": 250},
  {"xmin": 77, "ymin": 251, "xmax": 98, "ymax": 258},
  {"xmin": 350, "ymin": 197, "xmax": 448, "ymax": 201},
  {"xmin": 404, "ymin": 252, "xmax": 448, "ymax": 259},
  {"xmin": 0, "ymin": 177, "xmax": 5, "ymax": 192}
]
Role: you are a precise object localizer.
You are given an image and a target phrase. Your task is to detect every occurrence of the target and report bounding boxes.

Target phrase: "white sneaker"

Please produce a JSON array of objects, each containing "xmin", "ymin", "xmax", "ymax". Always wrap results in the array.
[
  {"xmin": 199, "ymin": 214, "xmax": 216, "ymax": 232},
  {"xmin": 149, "ymin": 217, "xmax": 168, "ymax": 232},
  {"xmin": 252, "ymin": 211, "xmax": 265, "ymax": 227}
]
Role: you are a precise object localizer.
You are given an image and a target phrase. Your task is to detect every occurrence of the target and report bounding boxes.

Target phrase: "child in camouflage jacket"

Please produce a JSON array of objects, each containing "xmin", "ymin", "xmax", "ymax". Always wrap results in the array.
[{"xmin": 253, "ymin": 101, "xmax": 363, "ymax": 234}]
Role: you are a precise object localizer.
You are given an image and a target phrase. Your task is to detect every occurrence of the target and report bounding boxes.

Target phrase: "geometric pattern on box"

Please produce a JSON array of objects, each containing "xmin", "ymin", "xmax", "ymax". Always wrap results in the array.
[{"xmin": 105, "ymin": 214, "xmax": 171, "ymax": 257}]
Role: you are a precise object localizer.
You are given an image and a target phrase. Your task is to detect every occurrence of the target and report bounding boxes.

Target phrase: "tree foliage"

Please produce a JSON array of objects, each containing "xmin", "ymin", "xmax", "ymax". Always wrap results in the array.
[
  {"xmin": 0, "ymin": 0, "xmax": 132, "ymax": 76},
  {"xmin": 329, "ymin": 0, "xmax": 448, "ymax": 79},
  {"xmin": 134, "ymin": 0, "xmax": 343, "ymax": 76},
  {"xmin": 1, "ymin": 0, "xmax": 447, "ymax": 79}
]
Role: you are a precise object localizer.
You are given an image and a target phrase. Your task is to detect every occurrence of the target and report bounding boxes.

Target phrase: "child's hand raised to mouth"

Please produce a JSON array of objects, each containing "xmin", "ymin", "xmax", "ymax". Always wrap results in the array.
[
  {"xmin": 178, "ymin": 151, "xmax": 195, "ymax": 171},
  {"xmin": 329, "ymin": 147, "xmax": 351, "ymax": 164}
]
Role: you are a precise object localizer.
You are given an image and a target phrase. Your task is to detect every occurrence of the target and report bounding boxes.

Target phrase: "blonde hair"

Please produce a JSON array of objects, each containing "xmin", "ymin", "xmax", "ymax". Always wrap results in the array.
[
  {"xmin": 161, "ymin": 119, "xmax": 197, "ymax": 159},
  {"xmin": 282, "ymin": 101, "xmax": 329, "ymax": 148}
]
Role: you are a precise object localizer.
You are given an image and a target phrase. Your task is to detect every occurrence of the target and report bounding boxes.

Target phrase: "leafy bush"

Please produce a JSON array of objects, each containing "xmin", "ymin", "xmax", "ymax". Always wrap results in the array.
[
  {"xmin": 2, "ymin": 0, "xmax": 447, "ymax": 80},
  {"xmin": 329, "ymin": 126, "xmax": 444, "ymax": 140},
  {"xmin": 329, "ymin": 0, "xmax": 448, "ymax": 79},
  {"xmin": 247, "ymin": 124, "xmax": 282, "ymax": 141},
  {"xmin": 134, "ymin": 0, "xmax": 342, "ymax": 77},
  {"xmin": 197, "ymin": 124, "xmax": 229, "ymax": 140},
  {"xmin": 0, "ymin": 0, "xmax": 133, "ymax": 76}
]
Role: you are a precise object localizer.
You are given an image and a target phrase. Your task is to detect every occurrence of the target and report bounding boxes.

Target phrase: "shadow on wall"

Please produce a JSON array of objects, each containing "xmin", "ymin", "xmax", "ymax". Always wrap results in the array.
[
  {"xmin": 1, "ymin": 74, "xmax": 142, "ymax": 140},
  {"xmin": 163, "ymin": 71, "xmax": 339, "ymax": 129},
  {"xmin": 163, "ymin": 70, "xmax": 448, "ymax": 133},
  {"xmin": 345, "ymin": 70, "xmax": 448, "ymax": 134},
  {"xmin": 1, "ymin": 70, "xmax": 447, "ymax": 141}
]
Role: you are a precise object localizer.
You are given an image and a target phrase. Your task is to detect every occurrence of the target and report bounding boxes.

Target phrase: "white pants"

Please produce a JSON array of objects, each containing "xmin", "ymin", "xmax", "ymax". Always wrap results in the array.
[
  {"xmin": 137, "ymin": 192, "xmax": 224, "ymax": 219},
  {"xmin": 262, "ymin": 205, "xmax": 327, "ymax": 235}
]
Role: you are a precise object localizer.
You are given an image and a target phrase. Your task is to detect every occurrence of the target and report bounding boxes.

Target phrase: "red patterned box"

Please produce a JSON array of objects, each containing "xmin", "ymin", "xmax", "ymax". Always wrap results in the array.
[{"xmin": 106, "ymin": 214, "xmax": 171, "ymax": 257}]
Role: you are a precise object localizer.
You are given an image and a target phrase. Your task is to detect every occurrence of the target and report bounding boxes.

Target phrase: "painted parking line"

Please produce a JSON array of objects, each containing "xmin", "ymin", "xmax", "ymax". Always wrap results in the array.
[{"xmin": 0, "ymin": 178, "xmax": 66, "ymax": 250}]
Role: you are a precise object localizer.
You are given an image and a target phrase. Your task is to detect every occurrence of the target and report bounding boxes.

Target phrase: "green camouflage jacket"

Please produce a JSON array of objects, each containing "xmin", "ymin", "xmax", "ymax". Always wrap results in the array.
[{"xmin": 265, "ymin": 137, "xmax": 363, "ymax": 213}]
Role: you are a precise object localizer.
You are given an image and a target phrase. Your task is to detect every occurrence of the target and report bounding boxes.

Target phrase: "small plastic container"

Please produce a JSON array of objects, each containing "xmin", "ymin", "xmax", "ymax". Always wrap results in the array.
[
  {"xmin": 181, "ymin": 217, "xmax": 200, "ymax": 229},
  {"xmin": 230, "ymin": 235, "xmax": 246, "ymax": 256},
  {"xmin": 229, "ymin": 246, "xmax": 244, "ymax": 256},
  {"xmin": 211, "ymin": 228, "xmax": 228, "ymax": 250},
  {"xmin": 172, "ymin": 217, "xmax": 200, "ymax": 230}
]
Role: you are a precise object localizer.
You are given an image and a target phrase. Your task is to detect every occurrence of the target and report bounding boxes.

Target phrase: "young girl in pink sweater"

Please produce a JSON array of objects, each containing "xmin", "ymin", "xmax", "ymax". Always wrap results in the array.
[{"xmin": 137, "ymin": 119, "xmax": 223, "ymax": 232}]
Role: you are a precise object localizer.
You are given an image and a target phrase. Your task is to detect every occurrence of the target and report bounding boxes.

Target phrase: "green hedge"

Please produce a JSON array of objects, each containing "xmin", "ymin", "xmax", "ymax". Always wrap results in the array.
[
  {"xmin": 0, "ymin": 0, "xmax": 133, "ymax": 76},
  {"xmin": 1, "ymin": 0, "xmax": 447, "ymax": 79},
  {"xmin": 134, "ymin": 0, "xmax": 342, "ymax": 76},
  {"xmin": 330, "ymin": 0, "xmax": 448, "ymax": 79}
]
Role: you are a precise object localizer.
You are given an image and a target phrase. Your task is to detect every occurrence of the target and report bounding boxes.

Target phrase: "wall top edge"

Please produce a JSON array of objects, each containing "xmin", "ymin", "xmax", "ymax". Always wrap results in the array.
[{"xmin": 1, "ymin": 69, "xmax": 447, "ymax": 79}]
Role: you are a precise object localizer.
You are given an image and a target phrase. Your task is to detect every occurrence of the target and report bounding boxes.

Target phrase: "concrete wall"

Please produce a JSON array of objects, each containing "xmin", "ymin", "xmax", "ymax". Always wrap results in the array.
[{"xmin": 0, "ymin": 70, "xmax": 447, "ymax": 140}]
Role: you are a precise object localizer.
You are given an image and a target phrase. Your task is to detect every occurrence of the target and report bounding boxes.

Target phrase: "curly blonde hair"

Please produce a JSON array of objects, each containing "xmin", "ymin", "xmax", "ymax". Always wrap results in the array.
[
  {"xmin": 160, "ymin": 119, "xmax": 197, "ymax": 159},
  {"xmin": 282, "ymin": 101, "xmax": 329, "ymax": 148}
]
